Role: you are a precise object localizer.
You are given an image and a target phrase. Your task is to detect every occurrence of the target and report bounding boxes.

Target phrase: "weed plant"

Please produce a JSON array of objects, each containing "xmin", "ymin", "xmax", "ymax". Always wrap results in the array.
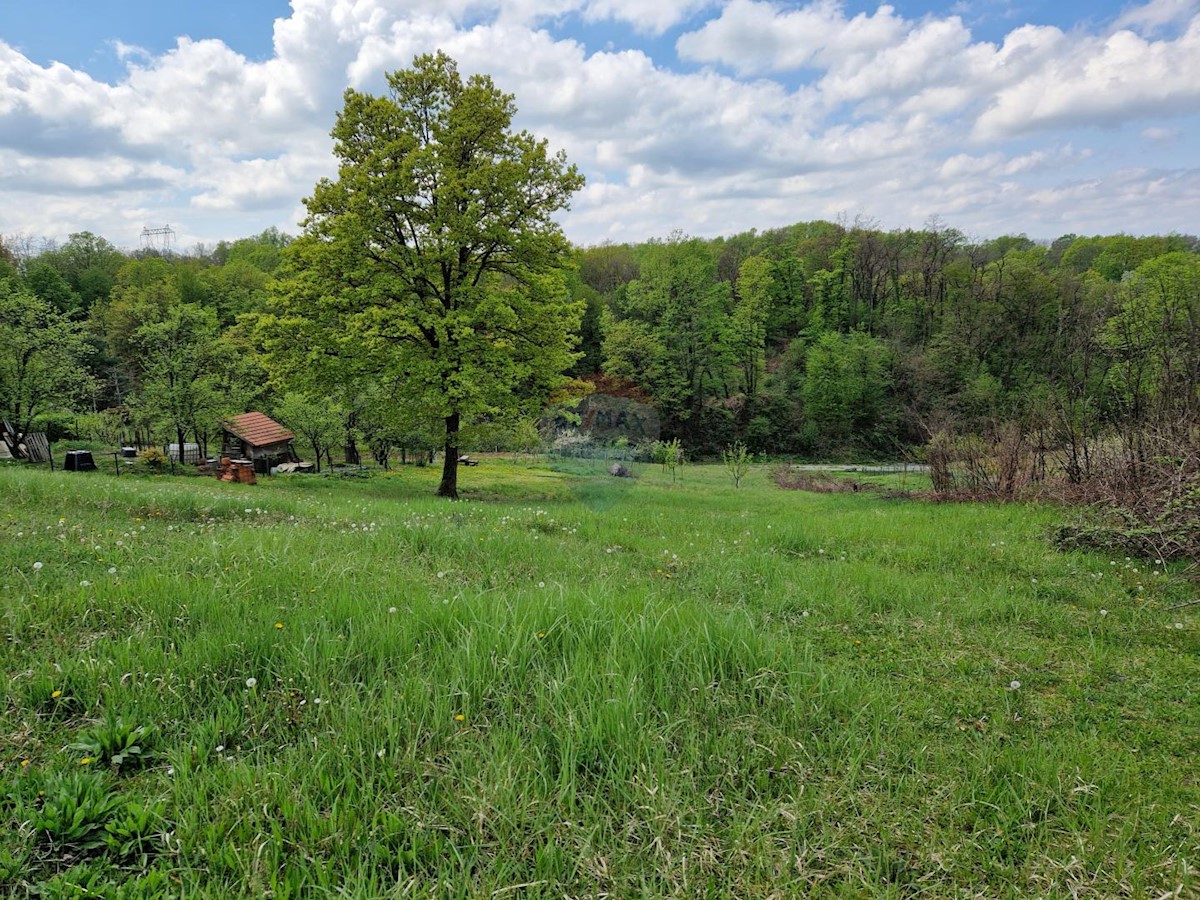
[{"xmin": 1, "ymin": 460, "xmax": 1196, "ymax": 897}]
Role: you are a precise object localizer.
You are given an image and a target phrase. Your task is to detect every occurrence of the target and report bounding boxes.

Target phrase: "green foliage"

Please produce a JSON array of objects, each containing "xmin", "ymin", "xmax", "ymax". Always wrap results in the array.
[
  {"xmin": 0, "ymin": 283, "xmax": 95, "ymax": 432},
  {"xmin": 722, "ymin": 439, "xmax": 753, "ymax": 488},
  {"xmin": 69, "ymin": 712, "xmax": 156, "ymax": 771},
  {"xmin": 29, "ymin": 771, "xmax": 124, "ymax": 853},
  {"xmin": 274, "ymin": 392, "xmax": 343, "ymax": 472},
  {"xmin": 265, "ymin": 52, "xmax": 585, "ymax": 498},
  {"xmin": 801, "ymin": 330, "xmax": 895, "ymax": 453}
]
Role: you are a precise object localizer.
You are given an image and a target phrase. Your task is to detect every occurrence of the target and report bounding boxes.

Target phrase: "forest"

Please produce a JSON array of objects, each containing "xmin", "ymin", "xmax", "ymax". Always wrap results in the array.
[{"xmin": 3, "ymin": 221, "xmax": 1198, "ymax": 470}]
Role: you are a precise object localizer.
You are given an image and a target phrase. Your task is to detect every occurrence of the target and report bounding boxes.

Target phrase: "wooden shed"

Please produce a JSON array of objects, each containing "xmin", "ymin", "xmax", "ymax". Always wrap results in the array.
[{"xmin": 221, "ymin": 412, "xmax": 298, "ymax": 474}]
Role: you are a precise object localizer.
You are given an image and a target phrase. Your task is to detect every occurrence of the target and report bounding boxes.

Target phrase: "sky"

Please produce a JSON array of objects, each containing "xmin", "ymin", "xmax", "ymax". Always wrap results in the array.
[{"xmin": 1, "ymin": 0, "xmax": 1198, "ymax": 251}]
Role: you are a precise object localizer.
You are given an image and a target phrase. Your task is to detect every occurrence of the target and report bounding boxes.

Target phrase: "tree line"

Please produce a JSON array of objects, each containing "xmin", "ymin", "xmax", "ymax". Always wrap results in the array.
[
  {"xmin": 3, "ymin": 220, "xmax": 1198, "ymax": 472},
  {"xmin": 573, "ymin": 223, "xmax": 1200, "ymax": 470}
]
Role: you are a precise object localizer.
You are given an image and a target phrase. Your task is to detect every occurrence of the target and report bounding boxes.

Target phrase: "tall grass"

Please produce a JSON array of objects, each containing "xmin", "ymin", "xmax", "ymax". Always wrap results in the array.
[{"xmin": 1, "ymin": 460, "xmax": 1196, "ymax": 897}]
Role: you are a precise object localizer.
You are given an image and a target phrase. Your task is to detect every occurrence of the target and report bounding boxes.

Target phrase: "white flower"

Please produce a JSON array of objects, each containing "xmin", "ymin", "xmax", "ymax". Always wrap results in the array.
[
  {"xmin": 313, "ymin": 697, "xmax": 322, "ymax": 705},
  {"xmin": 538, "ymin": 581, "xmax": 545, "ymax": 588},
  {"xmin": 377, "ymin": 749, "xmax": 386, "ymax": 759},
  {"xmin": 1100, "ymin": 609, "xmax": 1108, "ymax": 617},
  {"xmin": 108, "ymin": 567, "xmax": 118, "ymax": 575},
  {"xmin": 33, "ymin": 562, "xmax": 43, "ymax": 570},
  {"xmin": 245, "ymin": 678, "xmax": 257, "ymax": 688},
  {"xmin": 215, "ymin": 745, "xmax": 224, "ymax": 753},
  {"xmin": 1009, "ymin": 680, "xmax": 1021, "ymax": 690},
  {"xmin": 388, "ymin": 607, "xmax": 398, "ymax": 614},
  {"xmin": 80, "ymin": 580, "xmax": 91, "ymax": 587},
  {"xmin": 801, "ymin": 610, "xmax": 810, "ymax": 618},
  {"xmin": 1175, "ymin": 623, "xmax": 1184, "ymax": 630}
]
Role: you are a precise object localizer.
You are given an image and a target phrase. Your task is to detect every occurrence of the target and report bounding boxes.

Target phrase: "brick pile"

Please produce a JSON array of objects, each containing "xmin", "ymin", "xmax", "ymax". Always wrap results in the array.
[{"xmin": 216, "ymin": 457, "xmax": 257, "ymax": 485}]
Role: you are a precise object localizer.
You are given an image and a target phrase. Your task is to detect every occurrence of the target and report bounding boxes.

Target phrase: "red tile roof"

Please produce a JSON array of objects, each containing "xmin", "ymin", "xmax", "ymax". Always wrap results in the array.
[{"xmin": 223, "ymin": 412, "xmax": 295, "ymax": 448}]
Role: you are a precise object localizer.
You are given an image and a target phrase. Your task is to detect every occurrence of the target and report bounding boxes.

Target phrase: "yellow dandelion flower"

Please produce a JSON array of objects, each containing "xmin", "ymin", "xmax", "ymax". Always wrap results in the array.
[
  {"xmin": 79, "ymin": 757, "xmax": 93, "ymax": 765},
  {"xmin": 51, "ymin": 690, "xmax": 62, "ymax": 699},
  {"xmin": 537, "ymin": 632, "xmax": 546, "ymax": 639},
  {"xmin": 275, "ymin": 622, "xmax": 284, "ymax": 629},
  {"xmin": 20, "ymin": 759, "xmax": 31, "ymax": 768},
  {"xmin": 454, "ymin": 714, "xmax": 465, "ymax": 722}
]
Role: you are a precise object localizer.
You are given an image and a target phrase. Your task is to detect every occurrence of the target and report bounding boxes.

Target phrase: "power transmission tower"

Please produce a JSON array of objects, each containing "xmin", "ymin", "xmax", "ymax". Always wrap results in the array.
[{"xmin": 140, "ymin": 225, "xmax": 176, "ymax": 254}]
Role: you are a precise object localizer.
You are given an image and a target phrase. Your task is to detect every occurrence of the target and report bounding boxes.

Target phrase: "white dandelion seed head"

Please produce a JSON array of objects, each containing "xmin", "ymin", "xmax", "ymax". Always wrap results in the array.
[
  {"xmin": 245, "ymin": 678, "xmax": 257, "ymax": 688},
  {"xmin": 108, "ymin": 567, "xmax": 117, "ymax": 575},
  {"xmin": 1100, "ymin": 609, "xmax": 1108, "ymax": 617},
  {"xmin": 33, "ymin": 562, "xmax": 43, "ymax": 570},
  {"xmin": 1009, "ymin": 680, "xmax": 1021, "ymax": 690},
  {"xmin": 388, "ymin": 607, "xmax": 397, "ymax": 614},
  {"xmin": 1175, "ymin": 623, "xmax": 1184, "ymax": 630}
]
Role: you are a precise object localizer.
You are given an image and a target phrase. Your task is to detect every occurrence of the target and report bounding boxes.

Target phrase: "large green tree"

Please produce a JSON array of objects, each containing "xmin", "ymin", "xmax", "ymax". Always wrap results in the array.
[
  {"xmin": 0, "ymin": 283, "xmax": 94, "ymax": 433},
  {"xmin": 267, "ymin": 52, "xmax": 585, "ymax": 498}
]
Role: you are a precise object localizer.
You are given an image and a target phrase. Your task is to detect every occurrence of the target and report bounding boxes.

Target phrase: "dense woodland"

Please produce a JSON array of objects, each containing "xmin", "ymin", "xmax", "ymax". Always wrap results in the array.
[{"xmin": 2, "ymin": 221, "xmax": 1199, "ymax": 474}]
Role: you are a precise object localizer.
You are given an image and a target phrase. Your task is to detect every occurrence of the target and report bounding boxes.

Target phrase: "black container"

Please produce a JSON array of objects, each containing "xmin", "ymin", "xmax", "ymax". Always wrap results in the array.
[{"xmin": 64, "ymin": 450, "xmax": 98, "ymax": 472}]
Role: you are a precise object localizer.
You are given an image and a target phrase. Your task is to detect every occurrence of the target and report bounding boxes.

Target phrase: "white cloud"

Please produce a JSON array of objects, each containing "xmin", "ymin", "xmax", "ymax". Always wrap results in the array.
[
  {"xmin": 0, "ymin": 0, "xmax": 1198, "ymax": 248},
  {"xmin": 677, "ymin": 0, "xmax": 905, "ymax": 75},
  {"xmin": 1114, "ymin": 0, "xmax": 1200, "ymax": 33}
]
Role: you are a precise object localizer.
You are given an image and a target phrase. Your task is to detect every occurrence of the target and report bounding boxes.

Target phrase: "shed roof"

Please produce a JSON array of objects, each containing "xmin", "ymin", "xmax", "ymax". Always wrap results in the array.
[{"xmin": 223, "ymin": 412, "xmax": 295, "ymax": 448}]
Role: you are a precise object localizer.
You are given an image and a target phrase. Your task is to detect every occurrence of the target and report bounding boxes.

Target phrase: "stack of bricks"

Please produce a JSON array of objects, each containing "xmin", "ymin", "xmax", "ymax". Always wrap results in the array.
[{"xmin": 216, "ymin": 457, "xmax": 257, "ymax": 485}]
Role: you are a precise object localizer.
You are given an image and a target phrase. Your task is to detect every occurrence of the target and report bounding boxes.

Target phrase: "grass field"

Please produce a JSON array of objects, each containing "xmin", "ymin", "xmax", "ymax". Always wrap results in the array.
[{"xmin": 1, "ymin": 458, "xmax": 1197, "ymax": 898}]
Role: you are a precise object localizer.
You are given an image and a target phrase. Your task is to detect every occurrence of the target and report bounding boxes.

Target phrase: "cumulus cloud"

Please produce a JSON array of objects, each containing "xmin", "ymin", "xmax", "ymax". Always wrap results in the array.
[{"xmin": 0, "ymin": 0, "xmax": 1198, "ymax": 248}]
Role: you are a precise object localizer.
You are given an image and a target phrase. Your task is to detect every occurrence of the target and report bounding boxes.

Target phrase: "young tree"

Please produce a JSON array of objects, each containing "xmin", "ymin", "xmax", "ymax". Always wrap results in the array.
[
  {"xmin": 266, "ymin": 52, "xmax": 585, "ymax": 499},
  {"xmin": 0, "ymin": 285, "xmax": 94, "ymax": 433},
  {"xmin": 275, "ymin": 392, "xmax": 344, "ymax": 473},
  {"xmin": 130, "ymin": 303, "xmax": 221, "ymax": 459}
]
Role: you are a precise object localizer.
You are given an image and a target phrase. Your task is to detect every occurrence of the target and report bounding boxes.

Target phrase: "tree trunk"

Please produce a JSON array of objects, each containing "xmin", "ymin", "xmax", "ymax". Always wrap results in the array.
[{"xmin": 437, "ymin": 412, "xmax": 460, "ymax": 499}]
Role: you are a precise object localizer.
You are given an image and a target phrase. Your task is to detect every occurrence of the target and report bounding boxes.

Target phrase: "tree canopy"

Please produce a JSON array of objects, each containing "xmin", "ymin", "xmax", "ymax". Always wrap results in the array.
[{"xmin": 263, "ymin": 51, "xmax": 586, "ymax": 497}]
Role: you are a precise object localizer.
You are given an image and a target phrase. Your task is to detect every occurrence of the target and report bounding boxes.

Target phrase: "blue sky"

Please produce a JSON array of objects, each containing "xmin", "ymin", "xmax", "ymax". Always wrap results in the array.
[{"xmin": 1, "ymin": 0, "xmax": 1198, "ymax": 250}]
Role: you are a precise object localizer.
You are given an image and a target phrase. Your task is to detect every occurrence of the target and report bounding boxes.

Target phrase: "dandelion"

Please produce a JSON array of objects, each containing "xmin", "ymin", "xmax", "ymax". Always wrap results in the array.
[
  {"xmin": 80, "ymin": 580, "xmax": 91, "ymax": 587},
  {"xmin": 1009, "ymin": 680, "xmax": 1021, "ymax": 690},
  {"xmin": 275, "ymin": 622, "xmax": 284, "ymax": 630},
  {"xmin": 1100, "ymin": 609, "xmax": 1108, "ymax": 617},
  {"xmin": 245, "ymin": 678, "xmax": 257, "ymax": 688},
  {"xmin": 313, "ymin": 697, "xmax": 322, "ymax": 705},
  {"xmin": 166, "ymin": 766, "xmax": 175, "ymax": 776},
  {"xmin": 801, "ymin": 611, "xmax": 810, "ymax": 618},
  {"xmin": 537, "ymin": 631, "xmax": 546, "ymax": 639},
  {"xmin": 377, "ymin": 749, "xmax": 386, "ymax": 759},
  {"xmin": 215, "ymin": 745, "xmax": 225, "ymax": 753},
  {"xmin": 454, "ymin": 714, "xmax": 465, "ymax": 722},
  {"xmin": 79, "ymin": 757, "xmax": 93, "ymax": 765},
  {"xmin": 437, "ymin": 571, "xmax": 446, "ymax": 579},
  {"xmin": 538, "ymin": 581, "xmax": 546, "ymax": 588},
  {"xmin": 33, "ymin": 562, "xmax": 43, "ymax": 570},
  {"xmin": 20, "ymin": 759, "xmax": 30, "ymax": 768},
  {"xmin": 388, "ymin": 607, "xmax": 398, "ymax": 614},
  {"xmin": 51, "ymin": 690, "xmax": 62, "ymax": 699},
  {"xmin": 1175, "ymin": 623, "xmax": 1184, "ymax": 630},
  {"xmin": 108, "ymin": 567, "xmax": 117, "ymax": 575}
]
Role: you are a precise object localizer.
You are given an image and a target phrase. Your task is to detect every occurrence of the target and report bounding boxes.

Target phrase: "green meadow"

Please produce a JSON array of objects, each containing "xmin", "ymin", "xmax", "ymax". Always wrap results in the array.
[{"xmin": 1, "ymin": 459, "xmax": 1197, "ymax": 898}]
